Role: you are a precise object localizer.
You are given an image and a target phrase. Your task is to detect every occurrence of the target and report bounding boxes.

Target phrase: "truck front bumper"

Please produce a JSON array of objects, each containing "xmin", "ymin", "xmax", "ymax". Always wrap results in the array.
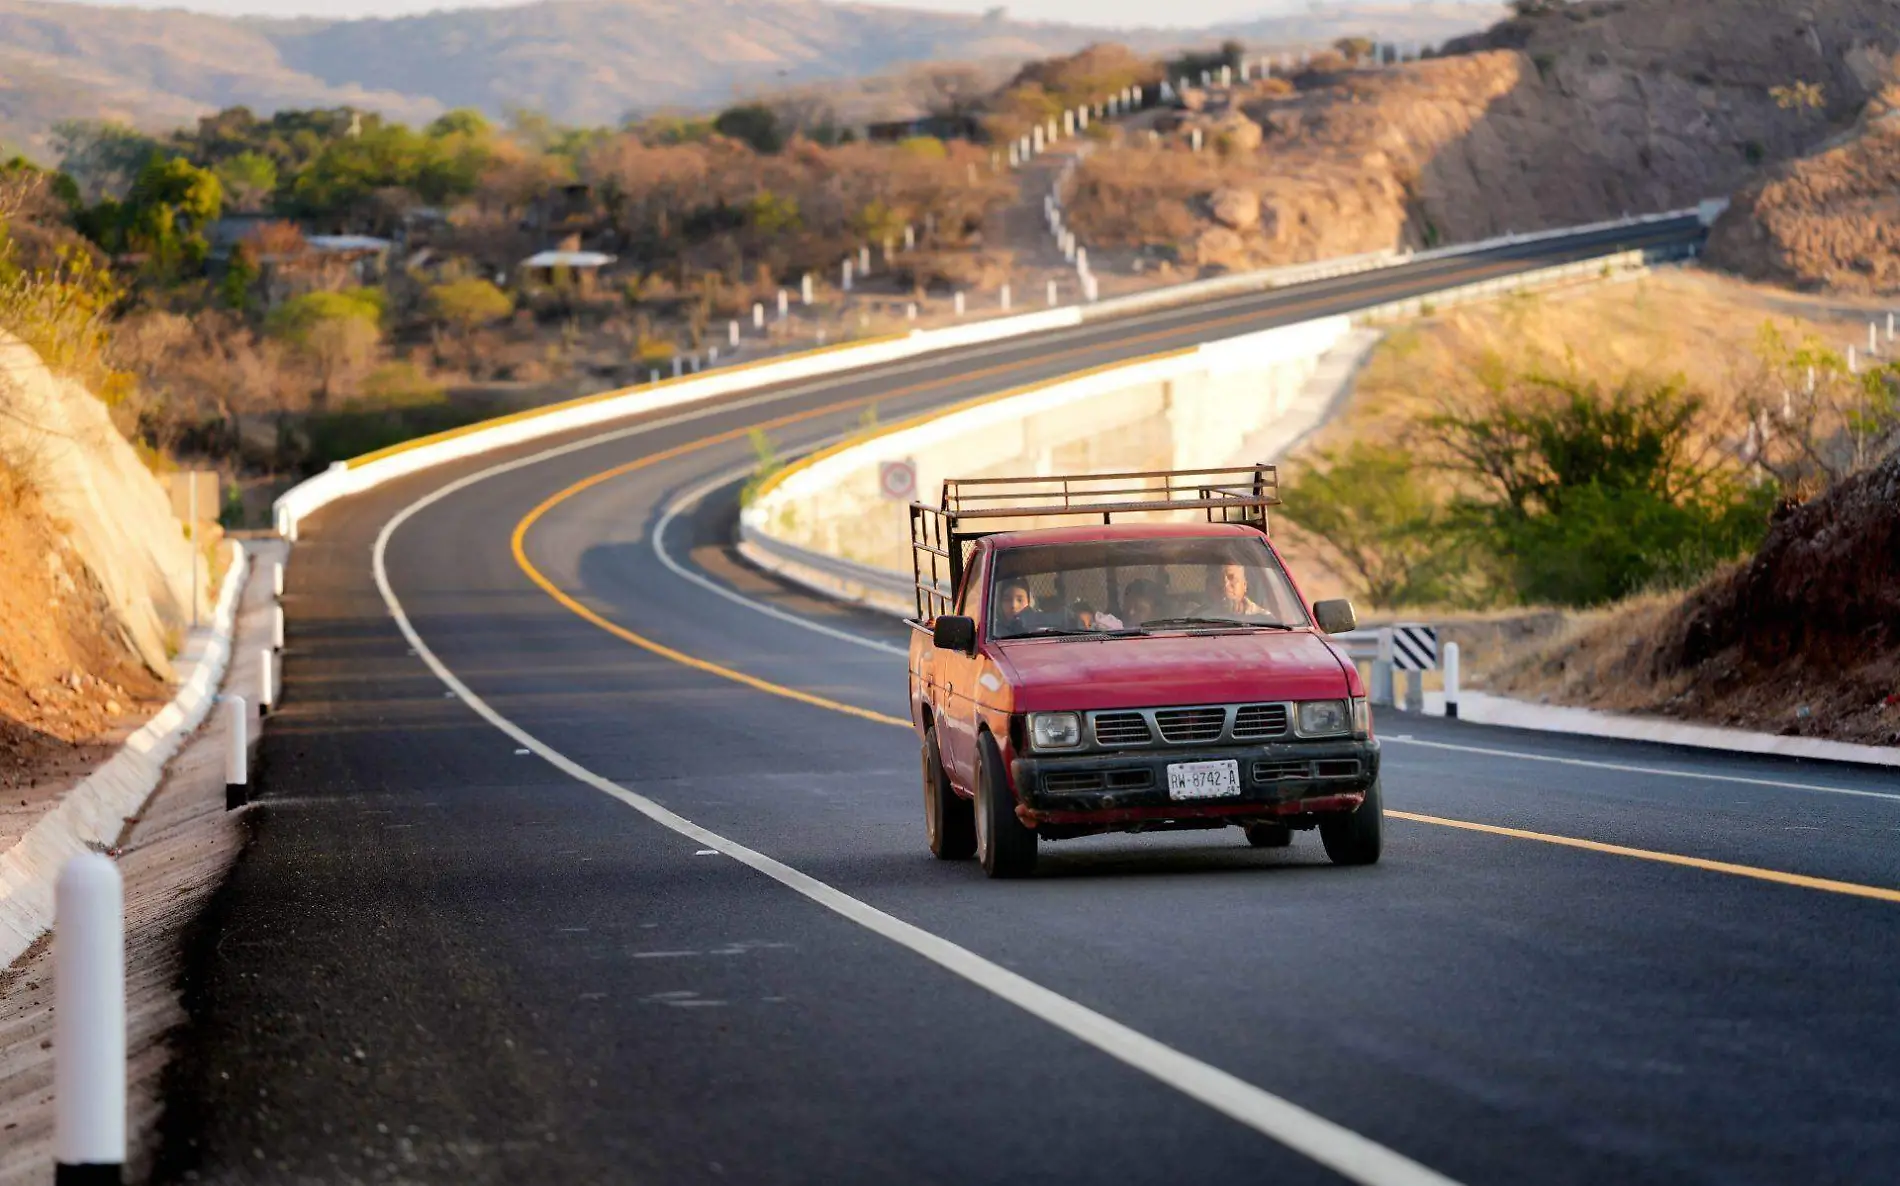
[{"xmin": 1010, "ymin": 738, "xmax": 1380, "ymax": 829}]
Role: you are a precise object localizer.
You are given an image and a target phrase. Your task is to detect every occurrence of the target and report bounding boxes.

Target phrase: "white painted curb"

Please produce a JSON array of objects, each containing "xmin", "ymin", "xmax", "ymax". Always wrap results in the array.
[
  {"xmin": 0, "ymin": 543, "xmax": 250, "ymax": 968},
  {"xmin": 1421, "ymin": 691, "xmax": 1900, "ymax": 769}
]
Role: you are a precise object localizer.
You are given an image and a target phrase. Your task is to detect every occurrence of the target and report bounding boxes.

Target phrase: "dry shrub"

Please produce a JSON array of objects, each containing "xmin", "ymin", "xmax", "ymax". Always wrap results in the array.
[{"xmin": 1067, "ymin": 146, "xmax": 1227, "ymax": 249}]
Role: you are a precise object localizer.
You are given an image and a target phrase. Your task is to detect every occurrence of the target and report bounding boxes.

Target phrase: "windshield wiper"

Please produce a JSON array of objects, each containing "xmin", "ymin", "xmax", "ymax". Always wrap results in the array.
[{"xmin": 1138, "ymin": 617, "xmax": 1298, "ymax": 632}]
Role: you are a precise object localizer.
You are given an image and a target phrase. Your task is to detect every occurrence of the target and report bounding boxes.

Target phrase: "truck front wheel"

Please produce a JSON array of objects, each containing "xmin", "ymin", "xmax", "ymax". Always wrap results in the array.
[
  {"xmin": 1319, "ymin": 777, "xmax": 1384, "ymax": 866},
  {"xmin": 923, "ymin": 727, "xmax": 975, "ymax": 860},
  {"xmin": 975, "ymin": 733, "xmax": 1037, "ymax": 879}
]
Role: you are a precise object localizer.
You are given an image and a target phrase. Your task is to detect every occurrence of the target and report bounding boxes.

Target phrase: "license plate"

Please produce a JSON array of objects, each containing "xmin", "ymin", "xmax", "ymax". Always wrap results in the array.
[{"xmin": 1166, "ymin": 760, "xmax": 1242, "ymax": 800}]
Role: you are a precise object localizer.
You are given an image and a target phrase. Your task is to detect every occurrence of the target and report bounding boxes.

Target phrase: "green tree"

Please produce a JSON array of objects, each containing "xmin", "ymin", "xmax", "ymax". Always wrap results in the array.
[
  {"xmin": 1280, "ymin": 442, "xmax": 1461, "ymax": 607},
  {"xmin": 427, "ymin": 277, "xmax": 513, "ymax": 370},
  {"xmin": 218, "ymin": 242, "xmax": 260, "ymax": 311},
  {"xmin": 120, "ymin": 155, "xmax": 224, "ymax": 276},
  {"xmin": 267, "ymin": 288, "xmax": 385, "ymax": 406},
  {"xmin": 713, "ymin": 104, "xmax": 784, "ymax": 154},
  {"xmin": 214, "ymin": 151, "xmax": 278, "ymax": 212},
  {"xmin": 1429, "ymin": 372, "xmax": 1772, "ymax": 605},
  {"xmin": 746, "ymin": 190, "xmax": 802, "ymax": 234},
  {"xmin": 53, "ymin": 120, "xmax": 164, "ymax": 200}
]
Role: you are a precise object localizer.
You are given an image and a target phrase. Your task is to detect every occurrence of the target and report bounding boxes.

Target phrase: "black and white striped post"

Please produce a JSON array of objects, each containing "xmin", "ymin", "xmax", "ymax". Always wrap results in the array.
[
  {"xmin": 55, "ymin": 853, "xmax": 124, "ymax": 1185},
  {"xmin": 1390, "ymin": 624, "xmax": 1439, "ymax": 714}
]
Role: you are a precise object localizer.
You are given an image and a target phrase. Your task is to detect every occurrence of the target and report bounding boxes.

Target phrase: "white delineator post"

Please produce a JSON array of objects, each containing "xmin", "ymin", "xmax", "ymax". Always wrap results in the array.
[
  {"xmin": 225, "ymin": 694, "xmax": 249, "ymax": 810},
  {"xmin": 271, "ymin": 560, "xmax": 284, "ymax": 599},
  {"xmin": 752, "ymin": 302, "xmax": 765, "ymax": 330},
  {"xmin": 1047, "ymin": 279, "xmax": 1059, "ymax": 306},
  {"xmin": 55, "ymin": 852, "xmax": 125, "ymax": 1186},
  {"xmin": 259, "ymin": 648, "xmax": 274, "ymax": 716},
  {"xmin": 953, "ymin": 292, "xmax": 965, "ymax": 317},
  {"xmin": 1443, "ymin": 641, "xmax": 1461, "ymax": 720},
  {"xmin": 271, "ymin": 604, "xmax": 285, "ymax": 651},
  {"xmin": 999, "ymin": 284, "xmax": 1011, "ymax": 311},
  {"xmin": 800, "ymin": 273, "xmax": 813, "ymax": 305},
  {"xmin": 777, "ymin": 290, "xmax": 789, "ymax": 320},
  {"xmin": 728, "ymin": 320, "xmax": 740, "ymax": 347}
]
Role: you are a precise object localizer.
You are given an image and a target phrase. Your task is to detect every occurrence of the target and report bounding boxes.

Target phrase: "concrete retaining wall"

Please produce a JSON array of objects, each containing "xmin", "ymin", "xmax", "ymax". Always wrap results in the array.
[{"xmin": 746, "ymin": 318, "xmax": 1355, "ymax": 575}]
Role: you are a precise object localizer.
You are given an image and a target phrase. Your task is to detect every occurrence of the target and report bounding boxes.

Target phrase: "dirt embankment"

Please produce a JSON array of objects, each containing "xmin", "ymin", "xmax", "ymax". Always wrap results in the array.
[
  {"xmin": 1072, "ymin": 0, "xmax": 1899, "ymax": 273},
  {"xmin": 1706, "ymin": 92, "xmax": 1900, "ymax": 292},
  {"xmin": 1489, "ymin": 449, "xmax": 1900, "ymax": 746},
  {"xmin": 0, "ymin": 333, "xmax": 199, "ymax": 794}
]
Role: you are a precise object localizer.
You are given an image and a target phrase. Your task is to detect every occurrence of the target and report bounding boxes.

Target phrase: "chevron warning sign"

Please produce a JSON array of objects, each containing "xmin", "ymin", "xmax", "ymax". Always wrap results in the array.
[{"xmin": 1390, "ymin": 624, "xmax": 1438, "ymax": 671}]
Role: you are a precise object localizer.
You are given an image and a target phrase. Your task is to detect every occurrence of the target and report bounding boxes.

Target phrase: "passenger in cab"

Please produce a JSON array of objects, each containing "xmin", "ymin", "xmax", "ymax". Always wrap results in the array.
[
  {"xmin": 995, "ymin": 580, "xmax": 1036, "ymax": 635},
  {"xmin": 1119, "ymin": 579, "xmax": 1162, "ymax": 628},
  {"xmin": 1196, "ymin": 562, "xmax": 1266, "ymax": 619}
]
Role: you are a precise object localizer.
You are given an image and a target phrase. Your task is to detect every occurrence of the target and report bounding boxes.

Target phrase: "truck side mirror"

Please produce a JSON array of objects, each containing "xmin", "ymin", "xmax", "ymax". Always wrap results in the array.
[
  {"xmin": 932, "ymin": 615, "xmax": 977, "ymax": 654},
  {"xmin": 1312, "ymin": 599, "xmax": 1357, "ymax": 635}
]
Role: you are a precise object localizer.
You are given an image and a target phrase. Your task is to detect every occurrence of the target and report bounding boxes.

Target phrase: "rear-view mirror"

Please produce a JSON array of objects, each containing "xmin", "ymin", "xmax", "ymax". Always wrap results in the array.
[
  {"xmin": 1313, "ymin": 599, "xmax": 1358, "ymax": 636},
  {"xmin": 932, "ymin": 615, "xmax": 977, "ymax": 654}
]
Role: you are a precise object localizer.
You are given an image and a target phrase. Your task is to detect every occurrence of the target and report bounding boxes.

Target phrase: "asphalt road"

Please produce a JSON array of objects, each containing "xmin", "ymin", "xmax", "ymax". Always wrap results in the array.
[{"xmin": 158, "ymin": 225, "xmax": 1900, "ymax": 1186}]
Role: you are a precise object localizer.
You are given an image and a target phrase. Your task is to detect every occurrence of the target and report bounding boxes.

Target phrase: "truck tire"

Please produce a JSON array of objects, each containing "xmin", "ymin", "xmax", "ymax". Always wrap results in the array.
[
  {"xmin": 1243, "ymin": 822, "xmax": 1292, "ymax": 848},
  {"xmin": 975, "ymin": 732, "xmax": 1037, "ymax": 879},
  {"xmin": 1319, "ymin": 777, "xmax": 1383, "ymax": 866},
  {"xmin": 923, "ymin": 727, "xmax": 975, "ymax": 860}
]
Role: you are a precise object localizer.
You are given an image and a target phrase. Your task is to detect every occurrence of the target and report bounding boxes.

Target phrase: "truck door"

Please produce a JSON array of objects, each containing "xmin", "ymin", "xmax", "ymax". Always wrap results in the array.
[{"xmin": 938, "ymin": 549, "xmax": 986, "ymax": 792}]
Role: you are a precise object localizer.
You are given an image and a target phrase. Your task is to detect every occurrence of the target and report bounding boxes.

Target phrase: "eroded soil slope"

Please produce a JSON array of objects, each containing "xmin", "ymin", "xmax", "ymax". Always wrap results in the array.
[
  {"xmin": 0, "ymin": 472, "xmax": 163, "ymax": 796},
  {"xmin": 1490, "ymin": 450, "xmax": 1900, "ymax": 746}
]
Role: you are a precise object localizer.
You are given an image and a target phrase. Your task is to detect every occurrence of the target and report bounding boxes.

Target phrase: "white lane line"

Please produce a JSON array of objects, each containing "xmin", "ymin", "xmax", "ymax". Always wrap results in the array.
[
  {"xmin": 373, "ymin": 452, "xmax": 1461, "ymax": 1186},
  {"xmin": 652, "ymin": 464, "xmax": 909, "ymax": 657},
  {"xmin": 1383, "ymin": 736, "xmax": 1900, "ymax": 805}
]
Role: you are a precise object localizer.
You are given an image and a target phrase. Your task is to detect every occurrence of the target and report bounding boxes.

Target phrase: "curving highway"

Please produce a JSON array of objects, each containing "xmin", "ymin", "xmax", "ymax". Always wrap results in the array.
[{"xmin": 157, "ymin": 220, "xmax": 1900, "ymax": 1185}]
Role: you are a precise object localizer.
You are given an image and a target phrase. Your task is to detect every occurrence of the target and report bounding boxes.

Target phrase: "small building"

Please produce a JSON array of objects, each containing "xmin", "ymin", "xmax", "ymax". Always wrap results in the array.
[
  {"xmin": 518, "ymin": 243, "xmax": 617, "ymax": 294},
  {"xmin": 305, "ymin": 235, "xmax": 394, "ymax": 283}
]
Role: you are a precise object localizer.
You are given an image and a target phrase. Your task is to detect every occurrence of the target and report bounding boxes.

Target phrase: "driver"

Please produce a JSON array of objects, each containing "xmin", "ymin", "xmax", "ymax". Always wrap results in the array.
[{"xmin": 1195, "ymin": 562, "xmax": 1266, "ymax": 619}]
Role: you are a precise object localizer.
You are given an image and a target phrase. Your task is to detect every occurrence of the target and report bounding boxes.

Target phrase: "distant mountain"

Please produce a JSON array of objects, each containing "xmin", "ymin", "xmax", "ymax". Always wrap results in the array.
[{"xmin": 0, "ymin": 0, "xmax": 1502, "ymax": 159}]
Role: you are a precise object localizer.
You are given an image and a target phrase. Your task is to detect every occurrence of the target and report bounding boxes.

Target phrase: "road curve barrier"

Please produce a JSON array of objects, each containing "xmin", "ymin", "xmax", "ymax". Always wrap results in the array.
[{"xmin": 270, "ymin": 204, "xmax": 1721, "ymax": 535}]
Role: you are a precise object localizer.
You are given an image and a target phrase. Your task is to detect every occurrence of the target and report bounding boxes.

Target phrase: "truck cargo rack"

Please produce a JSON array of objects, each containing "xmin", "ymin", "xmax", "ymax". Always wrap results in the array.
[{"xmin": 908, "ymin": 465, "xmax": 1278, "ymax": 621}]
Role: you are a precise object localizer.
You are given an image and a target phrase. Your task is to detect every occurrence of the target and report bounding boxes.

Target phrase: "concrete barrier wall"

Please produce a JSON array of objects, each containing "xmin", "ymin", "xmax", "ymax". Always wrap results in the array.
[{"xmin": 745, "ymin": 317, "xmax": 1353, "ymax": 574}]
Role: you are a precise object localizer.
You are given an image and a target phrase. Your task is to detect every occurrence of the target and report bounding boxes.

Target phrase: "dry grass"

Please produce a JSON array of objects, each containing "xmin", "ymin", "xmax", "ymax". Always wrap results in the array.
[{"xmin": 1302, "ymin": 267, "xmax": 1900, "ymax": 455}]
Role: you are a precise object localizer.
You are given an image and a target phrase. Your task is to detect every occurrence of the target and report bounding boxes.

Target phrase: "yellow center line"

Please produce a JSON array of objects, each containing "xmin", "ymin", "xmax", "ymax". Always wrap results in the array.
[
  {"xmin": 504, "ymin": 294, "xmax": 1897, "ymax": 909},
  {"xmin": 1389, "ymin": 811, "xmax": 1900, "ymax": 904}
]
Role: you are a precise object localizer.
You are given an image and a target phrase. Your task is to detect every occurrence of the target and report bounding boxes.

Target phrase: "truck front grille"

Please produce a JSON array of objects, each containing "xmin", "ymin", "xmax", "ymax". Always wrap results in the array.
[
  {"xmin": 1154, "ymin": 707, "xmax": 1226, "ymax": 744},
  {"xmin": 1092, "ymin": 712, "xmax": 1152, "ymax": 746},
  {"xmin": 1044, "ymin": 769, "xmax": 1154, "ymax": 795},
  {"xmin": 1231, "ymin": 704, "xmax": 1290, "ymax": 739},
  {"xmin": 1252, "ymin": 760, "xmax": 1310, "ymax": 782}
]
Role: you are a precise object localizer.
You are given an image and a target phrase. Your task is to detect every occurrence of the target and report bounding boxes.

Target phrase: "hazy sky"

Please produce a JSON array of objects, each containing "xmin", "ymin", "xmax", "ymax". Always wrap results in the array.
[{"xmin": 69, "ymin": 0, "xmax": 1356, "ymax": 28}]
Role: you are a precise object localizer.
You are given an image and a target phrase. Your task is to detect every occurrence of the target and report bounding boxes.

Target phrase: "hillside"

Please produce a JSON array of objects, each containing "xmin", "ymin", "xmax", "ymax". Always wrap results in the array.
[
  {"xmin": 1071, "ymin": 0, "xmax": 1898, "ymax": 275},
  {"xmin": 1705, "ymin": 92, "xmax": 1900, "ymax": 293},
  {"xmin": 0, "ymin": 0, "xmax": 1502, "ymax": 158}
]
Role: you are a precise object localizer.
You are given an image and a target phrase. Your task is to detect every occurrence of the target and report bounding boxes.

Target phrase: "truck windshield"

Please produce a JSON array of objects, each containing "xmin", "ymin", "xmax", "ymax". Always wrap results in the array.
[{"xmin": 987, "ymin": 536, "xmax": 1311, "ymax": 640}]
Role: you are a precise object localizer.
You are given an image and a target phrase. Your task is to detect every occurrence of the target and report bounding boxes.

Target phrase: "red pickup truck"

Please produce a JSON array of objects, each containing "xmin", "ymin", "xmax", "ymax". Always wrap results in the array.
[{"xmin": 907, "ymin": 466, "xmax": 1379, "ymax": 878}]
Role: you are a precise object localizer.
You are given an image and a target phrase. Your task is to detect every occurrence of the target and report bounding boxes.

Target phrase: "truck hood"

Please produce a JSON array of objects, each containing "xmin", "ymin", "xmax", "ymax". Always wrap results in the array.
[{"xmin": 992, "ymin": 630, "xmax": 1354, "ymax": 712}]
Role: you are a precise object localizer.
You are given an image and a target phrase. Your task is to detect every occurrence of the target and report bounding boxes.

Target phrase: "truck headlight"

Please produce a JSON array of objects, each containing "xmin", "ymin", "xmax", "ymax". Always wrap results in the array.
[
  {"xmin": 1029, "ymin": 712, "xmax": 1083, "ymax": 750},
  {"xmin": 1296, "ymin": 700, "xmax": 1350, "ymax": 738}
]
